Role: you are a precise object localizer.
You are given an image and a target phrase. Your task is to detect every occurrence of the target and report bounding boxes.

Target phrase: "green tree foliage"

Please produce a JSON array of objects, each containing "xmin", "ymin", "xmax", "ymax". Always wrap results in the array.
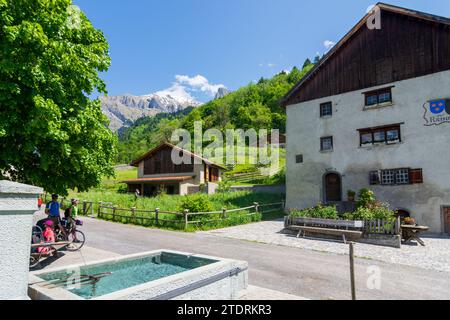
[
  {"xmin": 178, "ymin": 193, "xmax": 214, "ymax": 213},
  {"xmin": 116, "ymin": 108, "xmax": 192, "ymax": 164},
  {"xmin": 0, "ymin": 0, "xmax": 117, "ymax": 194},
  {"xmin": 182, "ymin": 64, "xmax": 314, "ymax": 135},
  {"xmin": 302, "ymin": 58, "xmax": 312, "ymax": 69}
]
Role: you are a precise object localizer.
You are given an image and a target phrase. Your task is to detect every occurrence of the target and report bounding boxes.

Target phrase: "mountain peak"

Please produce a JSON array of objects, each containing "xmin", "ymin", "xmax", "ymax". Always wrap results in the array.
[
  {"xmin": 214, "ymin": 87, "xmax": 230, "ymax": 99},
  {"xmin": 101, "ymin": 92, "xmax": 200, "ymax": 132}
]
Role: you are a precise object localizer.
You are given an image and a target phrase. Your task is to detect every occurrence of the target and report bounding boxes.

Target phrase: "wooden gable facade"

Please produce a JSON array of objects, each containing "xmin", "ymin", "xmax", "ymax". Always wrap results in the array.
[
  {"xmin": 142, "ymin": 145, "xmax": 194, "ymax": 175},
  {"xmin": 282, "ymin": 4, "xmax": 450, "ymax": 106}
]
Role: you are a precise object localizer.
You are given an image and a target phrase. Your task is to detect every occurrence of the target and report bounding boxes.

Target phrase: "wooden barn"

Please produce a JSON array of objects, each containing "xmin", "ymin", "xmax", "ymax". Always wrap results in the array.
[{"xmin": 123, "ymin": 143, "xmax": 226, "ymax": 196}]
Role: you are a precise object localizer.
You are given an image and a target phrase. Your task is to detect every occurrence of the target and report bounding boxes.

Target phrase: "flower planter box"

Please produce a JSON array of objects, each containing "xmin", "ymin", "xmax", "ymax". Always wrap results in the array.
[{"xmin": 284, "ymin": 215, "xmax": 401, "ymax": 248}]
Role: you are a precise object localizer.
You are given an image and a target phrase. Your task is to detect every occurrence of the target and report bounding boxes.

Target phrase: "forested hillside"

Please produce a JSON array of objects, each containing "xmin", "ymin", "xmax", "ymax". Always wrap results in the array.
[{"xmin": 116, "ymin": 61, "xmax": 315, "ymax": 164}]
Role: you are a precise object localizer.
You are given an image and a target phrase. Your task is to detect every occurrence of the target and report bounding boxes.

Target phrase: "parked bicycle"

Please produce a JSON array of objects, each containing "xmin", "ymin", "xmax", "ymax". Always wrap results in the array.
[
  {"xmin": 30, "ymin": 218, "xmax": 86, "ymax": 268},
  {"xmin": 55, "ymin": 218, "xmax": 86, "ymax": 252}
]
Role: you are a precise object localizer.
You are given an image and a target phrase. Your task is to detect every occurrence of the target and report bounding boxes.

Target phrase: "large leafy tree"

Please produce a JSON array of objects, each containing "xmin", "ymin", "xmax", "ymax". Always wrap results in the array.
[{"xmin": 0, "ymin": 0, "xmax": 117, "ymax": 194}]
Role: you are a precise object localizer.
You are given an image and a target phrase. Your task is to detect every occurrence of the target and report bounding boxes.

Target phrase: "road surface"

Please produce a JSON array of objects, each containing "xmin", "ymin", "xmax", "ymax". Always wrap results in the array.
[{"xmin": 66, "ymin": 216, "xmax": 450, "ymax": 300}]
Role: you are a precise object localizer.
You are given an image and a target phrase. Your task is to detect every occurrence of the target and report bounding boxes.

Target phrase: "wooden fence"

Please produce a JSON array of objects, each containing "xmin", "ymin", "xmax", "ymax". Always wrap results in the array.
[
  {"xmin": 362, "ymin": 217, "xmax": 401, "ymax": 235},
  {"xmin": 96, "ymin": 201, "xmax": 285, "ymax": 230},
  {"xmin": 225, "ymin": 171, "xmax": 265, "ymax": 182}
]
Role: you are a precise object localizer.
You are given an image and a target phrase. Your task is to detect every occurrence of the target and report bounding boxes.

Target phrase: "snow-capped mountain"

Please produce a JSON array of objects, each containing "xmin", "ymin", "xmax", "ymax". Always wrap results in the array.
[{"xmin": 101, "ymin": 89, "xmax": 201, "ymax": 132}]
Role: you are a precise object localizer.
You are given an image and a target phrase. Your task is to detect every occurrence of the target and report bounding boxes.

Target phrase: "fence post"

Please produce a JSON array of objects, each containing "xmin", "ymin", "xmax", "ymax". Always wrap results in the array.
[
  {"xmin": 395, "ymin": 216, "xmax": 401, "ymax": 235},
  {"xmin": 112, "ymin": 205, "xmax": 117, "ymax": 222},
  {"xmin": 254, "ymin": 202, "xmax": 259, "ymax": 215},
  {"xmin": 184, "ymin": 209, "xmax": 189, "ymax": 231},
  {"xmin": 281, "ymin": 199, "xmax": 285, "ymax": 210},
  {"xmin": 131, "ymin": 207, "xmax": 136, "ymax": 224},
  {"xmin": 155, "ymin": 208, "xmax": 159, "ymax": 226},
  {"xmin": 222, "ymin": 208, "xmax": 227, "ymax": 220},
  {"xmin": 98, "ymin": 201, "xmax": 103, "ymax": 218},
  {"xmin": 82, "ymin": 200, "xmax": 87, "ymax": 215},
  {"xmin": 90, "ymin": 202, "xmax": 94, "ymax": 218}
]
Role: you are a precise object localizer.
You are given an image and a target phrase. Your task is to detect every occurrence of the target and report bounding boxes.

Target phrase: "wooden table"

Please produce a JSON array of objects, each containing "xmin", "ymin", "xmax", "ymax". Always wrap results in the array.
[{"xmin": 401, "ymin": 225, "xmax": 429, "ymax": 246}]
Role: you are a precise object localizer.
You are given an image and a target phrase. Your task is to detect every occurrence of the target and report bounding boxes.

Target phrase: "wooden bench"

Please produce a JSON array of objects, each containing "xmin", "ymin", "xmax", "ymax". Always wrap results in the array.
[
  {"xmin": 285, "ymin": 217, "xmax": 364, "ymax": 244},
  {"xmin": 288, "ymin": 225, "xmax": 362, "ymax": 244}
]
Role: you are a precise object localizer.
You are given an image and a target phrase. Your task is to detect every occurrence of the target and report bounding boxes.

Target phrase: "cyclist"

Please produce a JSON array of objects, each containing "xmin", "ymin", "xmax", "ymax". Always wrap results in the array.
[
  {"xmin": 45, "ymin": 194, "xmax": 67, "ymax": 239},
  {"xmin": 64, "ymin": 198, "xmax": 80, "ymax": 242}
]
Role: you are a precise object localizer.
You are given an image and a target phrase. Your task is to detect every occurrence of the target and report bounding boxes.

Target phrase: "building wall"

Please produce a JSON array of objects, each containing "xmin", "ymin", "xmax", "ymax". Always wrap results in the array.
[{"xmin": 286, "ymin": 70, "xmax": 450, "ymax": 233}]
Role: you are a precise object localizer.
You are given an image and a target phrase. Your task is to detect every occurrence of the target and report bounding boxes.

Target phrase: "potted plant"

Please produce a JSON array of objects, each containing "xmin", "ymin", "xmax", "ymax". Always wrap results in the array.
[
  {"xmin": 403, "ymin": 217, "xmax": 416, "ymax": 226},
  {"xmin": 347, "ymin": 190, "xmax": 356, "ymax": 202}
]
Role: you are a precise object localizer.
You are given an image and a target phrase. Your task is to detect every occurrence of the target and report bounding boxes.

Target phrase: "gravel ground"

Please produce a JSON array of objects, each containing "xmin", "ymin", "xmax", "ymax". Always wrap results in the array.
[{"xmin": 201, "ymin": 220, "xmax": 450, "ymax": 273}]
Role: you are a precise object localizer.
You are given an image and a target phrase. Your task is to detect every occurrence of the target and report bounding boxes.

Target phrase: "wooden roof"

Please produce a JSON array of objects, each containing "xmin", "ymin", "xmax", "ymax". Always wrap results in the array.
[
  {"xmin": 281, "ymin": 3, "xmax": 450, "ymax": 106},
  {"xmin": 130, "ymin": 142, "xmax": 227, "ymax": 170}
]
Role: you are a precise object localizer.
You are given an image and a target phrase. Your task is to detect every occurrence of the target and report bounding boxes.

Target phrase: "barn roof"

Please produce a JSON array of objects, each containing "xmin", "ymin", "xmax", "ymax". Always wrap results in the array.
[
  {"xmin": 281, "ymin": 2, "xmax": 450, "ymax": 107},
  {"xmin": 130, "ymin": 142, "xmax": 227, "ymax": 170}
]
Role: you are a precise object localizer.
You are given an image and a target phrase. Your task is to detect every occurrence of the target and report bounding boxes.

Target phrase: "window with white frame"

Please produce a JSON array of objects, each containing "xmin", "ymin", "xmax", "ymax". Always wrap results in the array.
[
  {"xmin": 381, "ymin": 168, "xmax": 409, "ymax": 185},
  {"xmin": 320, "ymin": 102, "xmax": 333, "ymax": 117},
  {"xmin": 395, "ymin": 169, "xmax": 410, "ymax": 184},
  {"xmin": 364, "ymin": 87, "xmax": 393, "ymax": 107},
  {"xmin": 381, "ymin": 170, "xmax": 396, "ymax": 185},
  {"xmin": 370, "ymin": 168, "xmax": 423, "ymax": 186},
  {"xmin": 320, "ymin": 136, "xmax": 333, "ymax": 151}
]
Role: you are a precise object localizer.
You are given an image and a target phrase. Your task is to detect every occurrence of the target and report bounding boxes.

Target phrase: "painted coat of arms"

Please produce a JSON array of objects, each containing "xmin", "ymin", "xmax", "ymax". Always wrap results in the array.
[{"xmin": 423, "ymin": 99, "xmax": 450, "ymax": 126}]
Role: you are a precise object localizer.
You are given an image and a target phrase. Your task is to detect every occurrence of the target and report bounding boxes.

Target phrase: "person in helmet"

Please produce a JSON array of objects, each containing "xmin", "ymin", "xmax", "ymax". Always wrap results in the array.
[
  {"xmin": 64, "ymin": 198, "xmax": 80, "ymax": 242},
  {"xmin": 45, "ymin": 194, "xmax": 67, "ymax": 238},
  {"xmin": 37, "ymin": 220, "xmax": 56, "ymax": 254}
]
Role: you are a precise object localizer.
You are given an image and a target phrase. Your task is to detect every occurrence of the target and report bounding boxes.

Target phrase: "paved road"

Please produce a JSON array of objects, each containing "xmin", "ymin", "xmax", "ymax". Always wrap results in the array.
[{"xmin": 78, "ymin": 217, "xmax": 450, "ymax": 300}]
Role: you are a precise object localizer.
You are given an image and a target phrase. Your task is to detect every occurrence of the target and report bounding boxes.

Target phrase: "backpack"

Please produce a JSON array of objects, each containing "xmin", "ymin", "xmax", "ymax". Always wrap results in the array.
[{"xmin": 64, "ymin": 206, "xmax": 71, "ymax": 219}]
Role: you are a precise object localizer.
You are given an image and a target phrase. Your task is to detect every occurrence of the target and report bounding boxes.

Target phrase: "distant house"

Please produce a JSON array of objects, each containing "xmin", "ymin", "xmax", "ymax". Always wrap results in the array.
[
  {"xmin": 282, "ymin": 3, "xmax": 450, "ymax": 234},
  {"xmin": 123, "ymin": 143, "xmax": 226, "ymax": 196}
]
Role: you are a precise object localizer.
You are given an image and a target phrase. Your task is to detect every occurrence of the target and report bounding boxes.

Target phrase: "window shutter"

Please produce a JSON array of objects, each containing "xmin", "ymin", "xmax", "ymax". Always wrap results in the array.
[
  {"xmin": 409, "ymin": 169, "xmax": 423, "ymax": 184},
  {"xmin": 369, "ymin": 171, "xmax": 380, "ymax": 185}
]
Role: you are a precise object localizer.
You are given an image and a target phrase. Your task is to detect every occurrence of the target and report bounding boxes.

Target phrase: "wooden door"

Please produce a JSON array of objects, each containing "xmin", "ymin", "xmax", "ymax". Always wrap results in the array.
[
  {"xmin": 444, "ymin": 207, "xmax": 450, "ymax": 234},
  {"xmin": 325, "ymin": 173, "xmax": 342, "ymax": 202}
]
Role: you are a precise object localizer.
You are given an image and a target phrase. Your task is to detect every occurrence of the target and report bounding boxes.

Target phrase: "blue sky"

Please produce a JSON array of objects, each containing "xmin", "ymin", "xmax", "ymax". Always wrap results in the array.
[{"xmin": 73, "ymin": 0, "xmax": 450, "ymax": 102}]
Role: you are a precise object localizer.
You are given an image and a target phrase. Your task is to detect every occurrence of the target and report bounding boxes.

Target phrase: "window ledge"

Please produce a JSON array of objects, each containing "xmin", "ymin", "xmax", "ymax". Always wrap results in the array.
[
  {"xmin": 320, "ymin": 149, "xmax": 334, "ymax": 153},
  {"xmin": 320, "ymin": 115, "xmax": 333, "ymax": 119},
  {"xmin": 359, "ymin": 141, "xmax": 403, "ymax": 149},
  {"xmin": 363, "ymin": 102, "xmax": 395, "ymax": 111},
  {"xmin": 377, "ymin": 183, "xmax": 412, "ymax": 187}
]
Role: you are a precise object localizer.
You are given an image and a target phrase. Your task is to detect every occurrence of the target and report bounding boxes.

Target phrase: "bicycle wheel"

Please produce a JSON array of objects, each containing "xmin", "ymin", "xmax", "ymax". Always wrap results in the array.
[
  {"xmin": 30, "ymin": 254, "xmax": 41, "ymax": 269},
  {"xmin": 66, "ymin": 230, "xmax": 85, "ymax": 251}
]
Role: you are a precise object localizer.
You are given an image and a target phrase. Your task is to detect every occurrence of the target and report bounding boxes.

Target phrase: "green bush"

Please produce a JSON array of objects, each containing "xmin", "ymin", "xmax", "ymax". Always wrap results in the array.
[
  {"xmin": 343, "ymin": 202, "xmax": 395, "ymax": 221},
  {"xmin": 291, "ymin": 204, "xmax": 338, "ymax": 220},
  {"xmin": 217, "ymin": 180, "xmax": 232, "ymax": 193},
  {"xmin": 357, "ymin": 188, "xmax": 376, "ymax": 208},
  {"xmin": 263, "ymin": 168, "xmax": 286, "ymax": 185},
  {"xmin": 178, "ymin": 194, "xmax": 214, "ymax": 213},
  {"xmin": 117, "ymin": 184, "xmax": 129, "ymax": 194}
]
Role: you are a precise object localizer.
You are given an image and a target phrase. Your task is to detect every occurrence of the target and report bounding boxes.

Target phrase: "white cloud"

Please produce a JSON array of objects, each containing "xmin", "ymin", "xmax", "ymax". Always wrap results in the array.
[
  {"xmin": 323, "ymin": 40, "xmax": 336, "ymax": 50},
  {"xmin": 366, "ymin": 4, "xmax": 376, "ymax": 13},
  {"xmin": 174, "ymin": 74, "xmax": 226, "ymax": 97},
  {"xmin": 259, "ymin": 63, "xmax": 276, "ymax": 68},
  {"xmin": 155, "ymin": 74, "xmax": 226, "ymax": 103},
  {"xmin": 156, "ymin": 83, "xmax": 196, "ymax": 104}
]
